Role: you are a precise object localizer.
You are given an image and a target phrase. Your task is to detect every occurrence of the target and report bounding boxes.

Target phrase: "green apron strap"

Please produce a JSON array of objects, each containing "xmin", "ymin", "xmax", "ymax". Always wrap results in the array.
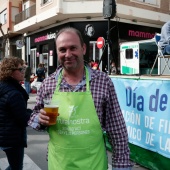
[
  {"xmin": 85, "ymin": 66, "xmax": 90, "ymax": 92},
  {"xmin": 56, "ymin": 69, "xmax": 62, "ymax": 92}
]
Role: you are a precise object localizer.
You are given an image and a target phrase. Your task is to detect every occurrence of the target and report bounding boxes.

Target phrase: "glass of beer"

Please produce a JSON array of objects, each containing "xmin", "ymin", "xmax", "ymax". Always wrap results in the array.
[
  {"xmin": 44, "ymin": 104, "xmax": 59, "ymax": 125},
  {"xmin": 43, "ymin": 98, "xmax": 59, "ymax": 125}
]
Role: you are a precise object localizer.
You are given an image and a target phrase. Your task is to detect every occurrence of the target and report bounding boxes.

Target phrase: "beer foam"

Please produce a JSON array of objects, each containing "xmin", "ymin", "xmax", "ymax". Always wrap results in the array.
[{"xmin": 44, "ymin": 104, "xmax": 58, "ymax": 108}]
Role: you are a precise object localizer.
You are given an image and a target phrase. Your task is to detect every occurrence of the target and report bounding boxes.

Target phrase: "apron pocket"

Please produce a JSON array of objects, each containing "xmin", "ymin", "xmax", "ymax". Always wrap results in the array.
[{"xmin": 54, "ymin": 145, "xmax": 91, "ymax": 170}]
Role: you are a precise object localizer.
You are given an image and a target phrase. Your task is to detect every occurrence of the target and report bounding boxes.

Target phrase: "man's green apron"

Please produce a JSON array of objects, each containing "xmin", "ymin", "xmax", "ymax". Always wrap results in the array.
[{"xmin": 48, "ymin": 67, "xmax": 108, "ymax": 170}]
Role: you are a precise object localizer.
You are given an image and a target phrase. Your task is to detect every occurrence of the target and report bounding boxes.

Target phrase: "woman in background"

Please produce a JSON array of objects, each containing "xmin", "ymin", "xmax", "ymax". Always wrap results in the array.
[{"xmin": 0, "ymin": 57, "xmax": 32, "ymax": 170}]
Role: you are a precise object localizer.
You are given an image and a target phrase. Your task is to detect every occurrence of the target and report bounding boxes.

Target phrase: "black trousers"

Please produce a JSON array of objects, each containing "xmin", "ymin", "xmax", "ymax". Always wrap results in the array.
[{"xmin": 3, "ymin": 147, "xmax": 24, "ymax": 170}]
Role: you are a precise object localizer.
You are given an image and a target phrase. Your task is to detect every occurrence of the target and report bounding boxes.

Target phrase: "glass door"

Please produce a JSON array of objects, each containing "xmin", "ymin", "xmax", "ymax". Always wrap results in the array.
[
  {"xmin": 30, "ymin": 48, "xmax": 37, "ymax": 74},
  {"xmin": 42, "ymin": 53, "xmax": 49, "ymax": 77}
]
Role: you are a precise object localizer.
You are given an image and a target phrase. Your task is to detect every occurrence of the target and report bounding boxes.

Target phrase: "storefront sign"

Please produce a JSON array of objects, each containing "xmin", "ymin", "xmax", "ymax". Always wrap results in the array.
[
  {"xmin": 128, "ymin": 30, "xmax": 155, "ymax": 39},
  {"xmin": 34, "ymin": 33, "xmax": 56, "ymax": 43}
]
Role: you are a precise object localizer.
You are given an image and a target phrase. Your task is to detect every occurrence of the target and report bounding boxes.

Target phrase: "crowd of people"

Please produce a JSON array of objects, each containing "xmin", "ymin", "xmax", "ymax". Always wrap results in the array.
[
  {"xmin": 88, "ymin": 59, "xmax": 117, "ymax": 74},
  {"xmin": 0, "ymin": 27, "xmax": 134, "ymax": 170},
  {"xmin": 20, "ymin": 62, "xmax": 46, "ymax": 95}
]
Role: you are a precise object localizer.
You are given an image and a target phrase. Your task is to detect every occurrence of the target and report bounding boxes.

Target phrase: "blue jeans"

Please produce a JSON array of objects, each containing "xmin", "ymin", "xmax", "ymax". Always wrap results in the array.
[
  {"xmin": 3, "ymin": 147, "xmax": 24, "ymax": 170},
  {"xmin": 24, "ymin": 81, "xmax": 30, "ymax": 94}
]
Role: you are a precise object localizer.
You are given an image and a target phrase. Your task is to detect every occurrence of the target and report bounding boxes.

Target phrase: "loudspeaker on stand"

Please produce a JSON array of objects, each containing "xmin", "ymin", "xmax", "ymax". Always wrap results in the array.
[{"xmin": 103, "ymin": 0, "xmax": 116, "ymax": 19}]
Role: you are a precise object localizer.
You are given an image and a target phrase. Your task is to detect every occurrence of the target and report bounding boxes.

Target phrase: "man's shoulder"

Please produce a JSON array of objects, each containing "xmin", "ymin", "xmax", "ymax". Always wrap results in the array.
[
  {"xmin": 43, "ymin": 71, "xmax": 57, "ymax": 82},
  {"xmin": 90, "ymin": 67, "xmax": 111, "ymax": 83},
  {"xmin": 48, "ymin": 71, "xmax": 57, "ymax": 78},
  {"xmin": 90, "ymin": 67, "xmax": 108, "ymax": 77}
]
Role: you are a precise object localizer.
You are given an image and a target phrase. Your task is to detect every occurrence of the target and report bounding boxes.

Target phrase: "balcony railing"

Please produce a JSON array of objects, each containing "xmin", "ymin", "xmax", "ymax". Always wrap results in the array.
[{"xmin": 15, "ymin": 4, "xmax": 36, "ymax": 25}]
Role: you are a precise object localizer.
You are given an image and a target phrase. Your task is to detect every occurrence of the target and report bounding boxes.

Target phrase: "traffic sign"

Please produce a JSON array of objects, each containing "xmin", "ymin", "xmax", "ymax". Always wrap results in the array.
[{"xmin": 96, "ymin": 37, "xmax": 105, "ymax": 49}]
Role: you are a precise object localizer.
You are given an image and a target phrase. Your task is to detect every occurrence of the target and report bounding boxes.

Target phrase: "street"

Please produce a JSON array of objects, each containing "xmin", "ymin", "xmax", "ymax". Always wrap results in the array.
[
  {"xmin": 0, "ymin": 94, "xmax": 148, "ymax": 170},
  {"xmin": 0, "ymin": 126, "xmax": 49, "ymax": 170}
]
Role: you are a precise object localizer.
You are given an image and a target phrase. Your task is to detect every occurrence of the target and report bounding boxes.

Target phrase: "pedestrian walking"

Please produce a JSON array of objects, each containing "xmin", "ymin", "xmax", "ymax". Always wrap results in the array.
[
  {"xmin": 28, "ymin": 27, "xmax": 133, "ymax": 170},
  {"xmin": 36, "ymin": 63, "xmax": 45, "ymax": 82},
  {"xmin": 0, "ymin": 57, "xmax": 32, "ymax": 170}
]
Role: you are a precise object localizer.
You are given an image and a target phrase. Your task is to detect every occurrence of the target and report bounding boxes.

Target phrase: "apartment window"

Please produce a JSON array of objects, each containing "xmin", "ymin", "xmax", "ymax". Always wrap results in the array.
[
  {"xmin": 131, "ymin": 0, "xmax": 159, "ymax": 6},
  {"xmin": 42, "ymin": 44, "xmax": 49, "ymax": 53},
  {"xmin": 4, "ymin": 13, "xmax": 7, "ymax": 24},
  {"xmin": 125, "ymin": 49, "xmax": 133, "ymax": 59},
  {"xmin": 41, "ymin": 0, "xmax": 51, "ymax": 5},
  {"xmin": 23, "ymin": 4, "xmax": 26, "ymax": 10},
  {"xmin": 0, "ymin": 9, "xmax": 7, "ymax": 25}
]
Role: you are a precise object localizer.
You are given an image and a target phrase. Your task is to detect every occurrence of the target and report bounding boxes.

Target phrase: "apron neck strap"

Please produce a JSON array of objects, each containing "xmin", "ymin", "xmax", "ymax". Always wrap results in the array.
[{"xmin": 56, "ymin": 66, "xmax": 90, "ymax": 92}]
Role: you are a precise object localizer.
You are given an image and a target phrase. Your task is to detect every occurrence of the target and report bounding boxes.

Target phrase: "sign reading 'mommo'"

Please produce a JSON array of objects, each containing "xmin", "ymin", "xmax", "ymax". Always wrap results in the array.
[
  {"xmin": 34, "ymin": 33, "xmax": 56, "ymax": 43},
  {"xmin": 128, "ymin": 30, "xmax": 155, "ymax": 39}
]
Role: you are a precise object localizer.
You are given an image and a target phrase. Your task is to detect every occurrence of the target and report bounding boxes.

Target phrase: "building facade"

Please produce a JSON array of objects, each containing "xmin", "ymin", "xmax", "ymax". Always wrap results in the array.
[
  {"xmin": 0, "ymin": 0, "xmax": 169, "ymax": 73},
  {"xmin": 0, "ymin": 0, "xmax": 23, "ymax": 60}
]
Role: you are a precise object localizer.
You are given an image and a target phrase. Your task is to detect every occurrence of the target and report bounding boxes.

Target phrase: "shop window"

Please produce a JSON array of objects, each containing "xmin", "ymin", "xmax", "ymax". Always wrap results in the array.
[
  {"xmin": 125, "ymin": 49, "xmax": 133, "ymax": 59},
  {"xmin": 131, "ymin": 0, "xmax": 160, "ymax": 6},
  {"xmin": 42, "ymin": 44, "xmax": 48, "ymax": 53},
  {"xmin": 4, "ymin": 13, "xmax": 7, "ymax": 24}
]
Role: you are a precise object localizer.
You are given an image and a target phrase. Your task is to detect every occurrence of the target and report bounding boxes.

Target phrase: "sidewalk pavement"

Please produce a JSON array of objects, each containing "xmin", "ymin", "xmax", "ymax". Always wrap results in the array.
[
  {"xmin": 27, "ymin": 93, "xmax": 37, "ymax": 110},
  {"xmin": 28, "ymin": 93, "xmax": 37, "ymax": 103},
  {"xmin": 0, "ymin": 154, "xmax": 41, "ymax": 170}
]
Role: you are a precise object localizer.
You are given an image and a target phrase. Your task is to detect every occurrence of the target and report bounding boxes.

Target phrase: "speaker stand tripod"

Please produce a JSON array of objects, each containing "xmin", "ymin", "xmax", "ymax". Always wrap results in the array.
[{"xmin": 98, "ymin": 18, "xmax": 117, "ymax": 75}]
